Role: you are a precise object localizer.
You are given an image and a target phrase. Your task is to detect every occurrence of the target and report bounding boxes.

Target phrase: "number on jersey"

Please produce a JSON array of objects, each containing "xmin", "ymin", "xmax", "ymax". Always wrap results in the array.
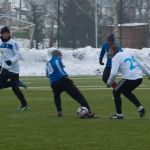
[{"xmin": 124, "ymin": 56, "xmax": 137, "ymax": 70}]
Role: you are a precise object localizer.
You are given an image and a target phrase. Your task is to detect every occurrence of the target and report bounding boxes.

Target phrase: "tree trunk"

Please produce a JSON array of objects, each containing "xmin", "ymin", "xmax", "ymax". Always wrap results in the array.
[
  {"xmin": 49, "ymin": 15, "xmax": 55, "ymax": 47},
  {"xmin": 148, "ymin": 9, "xmax": 150, "ymax": 32},
  {"xmin": 112, "ymin": 0, "xmax": 120, "ymax": 40}
]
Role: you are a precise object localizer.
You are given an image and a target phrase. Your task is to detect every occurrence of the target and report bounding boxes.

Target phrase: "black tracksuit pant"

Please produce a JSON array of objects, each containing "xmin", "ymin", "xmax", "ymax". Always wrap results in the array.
[
  {"xmin": 102, "ymin": 66, "xmax": 111, "ymax": 84},
  {"xmin": 113, "ymin": 78, "xmax": 143, "ymax": 114},
  {"xmin": 51, "ymin": 77, "xmax": 91, "ymax": 112},
  {"xmin": 0, "ymin": 68, "xmax": 28, "ymax": 107}
]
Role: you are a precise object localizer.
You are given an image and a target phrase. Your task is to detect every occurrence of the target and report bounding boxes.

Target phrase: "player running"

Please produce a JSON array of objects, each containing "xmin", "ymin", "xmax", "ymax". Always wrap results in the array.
[
  {"xmin": 0, "ymin": 29, "xmax": 27, "ymax": 89},
  {"xmin": 0, "ymin": 26, "xmax": 29, "ymax": 111},
  {"xmin": 107, "ymin": 45, "xmax": 150, "ymax": 119},
  {"xmin": 46, "ymin": 49, "xmax": 95, "ymax": 118},
  {"xmin": 99, "ymin": 34, "xmax": 122, "ymax": 84}
]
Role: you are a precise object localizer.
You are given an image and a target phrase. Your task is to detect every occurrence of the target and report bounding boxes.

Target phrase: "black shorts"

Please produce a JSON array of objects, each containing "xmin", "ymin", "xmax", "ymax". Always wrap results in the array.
[
  {"xmin": 114, "ymin": 78, "xmax": 142, "ymax": 93},
  {"xmin": 0, "ymin": 68, "xmax": 19, "ymax": 88},
  {"xmin": 51, "ymin": 77, "xmax": 74, "ymax": 93}
]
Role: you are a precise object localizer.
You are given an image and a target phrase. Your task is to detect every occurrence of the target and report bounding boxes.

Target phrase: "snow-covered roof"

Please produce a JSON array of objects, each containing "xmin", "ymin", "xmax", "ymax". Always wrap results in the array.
[
  {"xmin": 110, "ymin": 23, "xmax": 149, "ymax": 27},
  {"xmin": 119, "ymin": 23, "xmax": 149, "ymax": 26},
  {"xmin": 21, "ymin": 8, "xmax": 29, "ymax": 11}
]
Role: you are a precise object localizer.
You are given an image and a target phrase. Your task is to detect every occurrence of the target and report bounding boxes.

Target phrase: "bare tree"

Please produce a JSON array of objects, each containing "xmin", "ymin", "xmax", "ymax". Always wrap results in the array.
[
  {"xmin": 144, "ymin": 0, "xmax": 150, "ymax": 31},
  {"xmin": 45, "ymin": 0, "xmax": 56, "ymax": 47},
  {"xmin": 132, "ymin": 0, "xmax": 145, "ymax": 22},
  {"xmin": 132, "ymin": 0, "xmax": 150, "ymax": 23},
  {"xmin": 112, "ymin": 0, "xmax": 119, "ymax": 40},
  {"xmin": 45, "ymin": 0, "xmax": 67, "ymax": 47}
]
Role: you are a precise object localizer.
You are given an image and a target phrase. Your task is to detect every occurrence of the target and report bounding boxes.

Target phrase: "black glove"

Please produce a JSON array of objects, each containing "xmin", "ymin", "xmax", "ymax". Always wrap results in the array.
[
  {"xmin": 5, "ymin": 60, "xmax": 12, "ymax": 66},
  {"xmin": 99, "ymin": 60, "xmax": 104, "ymax": 65},
  {"xmin": 107, "ymin": 84, "xmax": 110, "ymax": 88}
]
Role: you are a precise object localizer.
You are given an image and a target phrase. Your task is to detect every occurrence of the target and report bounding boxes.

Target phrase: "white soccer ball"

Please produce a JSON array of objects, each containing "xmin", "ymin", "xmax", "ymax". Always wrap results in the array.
[{"xmin": 77, "ymin": 107, "xmax": 89, "ymax": 118}]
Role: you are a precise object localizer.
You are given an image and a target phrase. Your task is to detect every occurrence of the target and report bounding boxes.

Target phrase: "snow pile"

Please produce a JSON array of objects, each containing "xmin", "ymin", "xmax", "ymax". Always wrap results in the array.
[{"xmin": 19, "ymin": 46, "xmax": 150, "ymax": 76}]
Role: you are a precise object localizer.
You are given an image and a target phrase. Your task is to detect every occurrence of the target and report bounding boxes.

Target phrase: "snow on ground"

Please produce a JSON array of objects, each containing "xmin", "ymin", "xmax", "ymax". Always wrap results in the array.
[{"xmin": 19, "ymin": 46, "xmax": 150, "ymax": 76}]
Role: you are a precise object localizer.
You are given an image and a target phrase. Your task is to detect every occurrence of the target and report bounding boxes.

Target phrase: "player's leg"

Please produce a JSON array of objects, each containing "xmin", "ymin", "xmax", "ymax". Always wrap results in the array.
[
  {"xmin": 54, "ymin": 93, "xmax": 62, "ymax": 112},
  {"xmin": 111, "ymin": 91, "xmax": 124, "ymax": 119},
  {"xmin": 0, "ymin": 67, "xmax": 27, "ymax": 89},
  {"xmin": 113, "ymin": 90, "xmax": 122, "ymax": 114},
  {"xmin": 51, "ymin": 84, "xmax": 63, "ymax": 117},
  {"xmin": 7, "ymin": 80, "xmax": 28, "ymax": 89},
  {"xmin": 0, "ymin": 68, "xmax": 11, "ymax": 89},
  {"xmin": 123, "ymin": 92, "xmax": 145, "ymax": 117},
  {"xmin": 121, "ymin": 79, "xmax": 145, "ymax": 117},
  {"xmin": 19, "ymin": 80, "xmax": 28, "ymax": 89},
  {"xmin": 0, "ymin": 79, "xmax": 27, "ymax": 89},
  {"xmin": 9, "ymin": 72, "xmax": 29, "ymax": 111},
  {"xmin": 63, "ymin": 78, "xmax": 92, "ymax": 114},
  {"xmin": 111, "ymin": 79, "xmax": 127, "ymax": 119},
  {"xmin": 123, "ymin": 92, "xmax": 141, "ymax": 107},
  {"xmin": 102, "ymin": 66, "xmax": 117, "ymax": 88},
  {"xmin": 102, "ymin": 66, "xmax": 111, "ymax": 84}
]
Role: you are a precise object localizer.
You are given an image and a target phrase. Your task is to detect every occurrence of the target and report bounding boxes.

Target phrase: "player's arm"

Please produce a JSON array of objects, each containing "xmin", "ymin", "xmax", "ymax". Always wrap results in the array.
[
  {"xmin": 46, "ymin": 62, "xmax": 54, "ymax": 78},
  {"xmin": 55, "ymin": 59, "xmax": 67, "ymax": 76},
  {"xmin": 46, "ymin": 63, "xmax": 49, "ymax": 78},
  {"xmin": 99, "ymin": 44, "xmax": 105, "ymax": 65},
  {"xmin": 135, "ymin": 57, "xmax": 150, "ymax": 78},
  {"xmin": 5, "ymin": 42, "xmax": 21, "ymax": 66},
  {"xmin": 107, "ymin": 57, "xmax": 120, "ymax": 87}
]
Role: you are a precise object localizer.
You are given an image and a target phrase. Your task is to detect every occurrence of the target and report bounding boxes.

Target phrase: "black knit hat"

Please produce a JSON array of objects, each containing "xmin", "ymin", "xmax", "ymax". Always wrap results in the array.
[
  {"xmin": 1, "ymin": 26, "xmax": 10, "ymax": 34},
  {"xmin": 107, "ymin": 34, "xmax": 115, "ymax": 42}
]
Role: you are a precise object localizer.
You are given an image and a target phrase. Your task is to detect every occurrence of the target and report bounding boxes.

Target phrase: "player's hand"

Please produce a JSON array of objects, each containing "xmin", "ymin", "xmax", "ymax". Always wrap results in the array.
[
  {"xmin": 99, "ymin": 60, "xmax": 104, "ymax": 65},
  {"xmin": 5, "ymin": 60, "xmax": 12, "ymax": 66},
  {"xmin": 107, "ymin": 84, "xmax": 110, "ymax": 88},
  {"xmin": 111, "ymin": 82, "xmax": 117, "ymax": 89}
]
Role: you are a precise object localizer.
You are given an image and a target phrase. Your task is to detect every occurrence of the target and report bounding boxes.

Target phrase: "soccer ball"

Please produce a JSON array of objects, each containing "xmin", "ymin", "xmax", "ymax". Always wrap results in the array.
[{"xmin": 77, "ymin": 107, "xmax": 89, "ymax": 118}]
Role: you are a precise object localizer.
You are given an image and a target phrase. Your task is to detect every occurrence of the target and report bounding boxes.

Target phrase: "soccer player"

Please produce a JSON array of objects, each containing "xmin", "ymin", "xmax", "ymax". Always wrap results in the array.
[
  {"xmin": 107, "ymin": 44, "xmax": 150, "ymax": 119},
  {"xmin": 0, "ymin": 31, "xmax": 27, "ymax": 89},
  {"xmin": 0, "ymin": 26, "xmax": 29, "ymax": 111},
  {"xmin": 99, "ymin": 34, "xmax": 122, "ymax": 84},
  {"xmin": 46, "ymin": 50, "xmax": 95, "ymax": 118}
]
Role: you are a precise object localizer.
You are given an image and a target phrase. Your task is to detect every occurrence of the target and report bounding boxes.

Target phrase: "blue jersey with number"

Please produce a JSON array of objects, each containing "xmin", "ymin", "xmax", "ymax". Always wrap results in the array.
[
  {"xmin": 99, "ymin": 42, "xmax": 123, "ymax": 68},
  {"xmin": 46, "ymin": 56, "xmax": 68, "ymax": 84}
]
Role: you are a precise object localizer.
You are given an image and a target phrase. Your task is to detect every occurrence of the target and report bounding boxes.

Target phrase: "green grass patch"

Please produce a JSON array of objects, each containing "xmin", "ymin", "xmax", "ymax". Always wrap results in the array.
[{"xmin": 0, "ymin": 76, "xmax": 150, "ymax": 150}]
